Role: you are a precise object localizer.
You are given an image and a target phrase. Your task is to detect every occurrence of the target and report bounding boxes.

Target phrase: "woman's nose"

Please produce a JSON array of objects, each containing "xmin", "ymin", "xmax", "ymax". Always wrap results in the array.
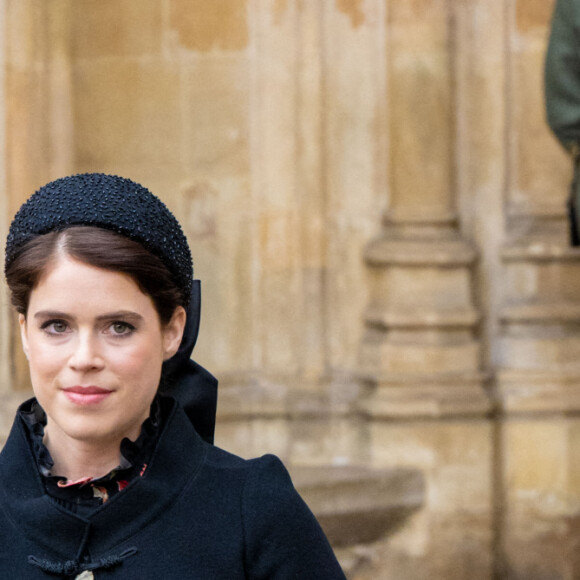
[{"xmin": 68, "ymin": 333, "xmax": 104, "ymax": 371}]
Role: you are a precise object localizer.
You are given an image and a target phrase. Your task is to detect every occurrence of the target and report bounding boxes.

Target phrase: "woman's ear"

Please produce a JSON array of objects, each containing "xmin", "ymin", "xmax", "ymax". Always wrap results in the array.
[
  {"xmin": 18, "ymin": 314, "xmax": 29, "ymax": 360},
  {"xmin": 162, "ymin": 306, "xmax": 186, "ymax": 360}
]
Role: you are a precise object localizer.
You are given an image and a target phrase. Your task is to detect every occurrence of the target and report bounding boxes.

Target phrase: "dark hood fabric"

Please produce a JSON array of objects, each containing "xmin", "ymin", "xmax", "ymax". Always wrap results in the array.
[{"xmin": 161, "ymin": 281, "xmax": 217, "ymax": 444}]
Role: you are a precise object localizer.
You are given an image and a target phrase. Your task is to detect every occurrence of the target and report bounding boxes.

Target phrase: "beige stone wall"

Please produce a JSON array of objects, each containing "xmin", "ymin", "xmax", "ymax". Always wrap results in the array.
[{"xmin": 1, "ymin": 1, "xmax": 579, "ymax": 578}]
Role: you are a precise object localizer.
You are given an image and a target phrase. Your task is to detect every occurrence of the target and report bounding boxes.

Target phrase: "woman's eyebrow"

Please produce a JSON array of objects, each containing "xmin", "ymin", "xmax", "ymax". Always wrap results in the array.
[
  {"xmin": 95, "ymin": 311, "xmax": 144, "ymax": 322},
  {"xmin": 32, "ymin": 310, "xmax": 144, "ymax": 322},
  {"xmin": 32, "ymin": 310, "xmax": 69, "ymax": 320}
]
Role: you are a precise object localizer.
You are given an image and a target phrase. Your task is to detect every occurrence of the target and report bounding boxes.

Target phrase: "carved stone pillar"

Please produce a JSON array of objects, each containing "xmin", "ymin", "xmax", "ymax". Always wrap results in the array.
[
  {"xmin": 497, "ymin": 0, "xmax": 578, "ymax": 413},
  {"xmin": 47, "ymin": 0, "xmax": 74, "ymax": 178},
  {"xmin": 4, "ymin": 1, "xmax": 50, "ymax": 397},
  {"xmin": 496, "ymin": 2, "xmax": 580, "ymax": 578},
  {"xmin": 498, "ymin": 218, "xmax": 580, "ymax": 412},
  {"xmin": 2, "ymin": 0, "xmax": 74, "ymax": 403},
  {"xmin": 359, "ymin": 0, "xmax": 489, "ymax": 419}
]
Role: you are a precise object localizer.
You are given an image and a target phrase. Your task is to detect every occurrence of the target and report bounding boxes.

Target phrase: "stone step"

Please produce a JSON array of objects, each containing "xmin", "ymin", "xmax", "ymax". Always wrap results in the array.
[{"xmin": 291, "ymin": 465, "xmax": 424, "ymax": 547}]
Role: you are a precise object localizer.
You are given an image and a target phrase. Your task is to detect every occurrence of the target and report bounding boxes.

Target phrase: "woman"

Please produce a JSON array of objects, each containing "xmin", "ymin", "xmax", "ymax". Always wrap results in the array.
[{"xmin": 0, "ymin": 173, "xmax": 345, "ymax": 579}]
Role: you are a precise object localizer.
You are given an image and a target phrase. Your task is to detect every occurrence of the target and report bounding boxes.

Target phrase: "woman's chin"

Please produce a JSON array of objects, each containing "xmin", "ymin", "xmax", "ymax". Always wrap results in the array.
[{"xmin": 47, "ymin": 414, "xmax": 130, "ymax": 447}]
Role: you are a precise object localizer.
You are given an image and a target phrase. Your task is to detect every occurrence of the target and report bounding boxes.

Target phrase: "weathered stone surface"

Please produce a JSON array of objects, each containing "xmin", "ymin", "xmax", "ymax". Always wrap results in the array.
[
  {"xmin": 500, "ymin": 417, "xmax": 580, "ymax": 579},
  {"xmin": 169, "ymin": 0, "xmax": 248, "ymax": 52},
  {"xmin": 292, "ymin": 465, "xmax": 424, "ymax": 547},
  {"xmin": 368, "ymin": 420, "xmax": 494, "ymax": 580},
  {"xmin": 0, "ymin": 1, "xmax": 578, "ymax": 579},
  {"xmin": 72, "ymin": 0, "xmax": 163, "ymax": 58},
  {"xmin": 0, "ymin": 392, "xmax": 30, "ymax": 447},
  {"xmin": 74, "ymin": 60, "xmax": 182, "ymax": 176}
]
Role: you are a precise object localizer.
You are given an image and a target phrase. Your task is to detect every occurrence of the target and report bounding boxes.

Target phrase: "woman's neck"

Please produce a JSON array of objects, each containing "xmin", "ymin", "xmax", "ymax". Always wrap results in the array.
[{"xmin": 43, "ymin": 426, "xmax": 123, "ymax": 482}]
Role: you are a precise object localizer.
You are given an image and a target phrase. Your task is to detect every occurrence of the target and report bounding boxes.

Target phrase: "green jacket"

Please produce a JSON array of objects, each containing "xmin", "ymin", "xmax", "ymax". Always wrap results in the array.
[
  {"xmin": 546, "ymin": 0, "xmax": 580, "ymax": 148},
  {"xmin": 546, "ymin": 0, "xmax": 580, "ymax": 243}
]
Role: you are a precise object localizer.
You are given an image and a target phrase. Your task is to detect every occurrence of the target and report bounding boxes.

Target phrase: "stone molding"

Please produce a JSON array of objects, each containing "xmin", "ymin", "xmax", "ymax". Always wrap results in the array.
[
  {"xmin": 359, "ymin": 223, "xmax": 491, "ymax": 419},
  {"xmin": 498, "ymin": 215, "xmax": 580, "ymax": 415}
]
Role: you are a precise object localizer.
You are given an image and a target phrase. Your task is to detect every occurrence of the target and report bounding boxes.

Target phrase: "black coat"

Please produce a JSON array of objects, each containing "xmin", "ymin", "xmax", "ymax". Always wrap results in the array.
[{"xmin": 0, "ymin": 397, "xmax": 346, "ymax": 579}]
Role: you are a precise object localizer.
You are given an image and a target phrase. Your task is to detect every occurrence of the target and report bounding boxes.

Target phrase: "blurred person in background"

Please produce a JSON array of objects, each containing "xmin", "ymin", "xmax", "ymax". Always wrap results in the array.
[{"xmin": 546, "ymin": 0, "xmax": 580, "ymax": 245}]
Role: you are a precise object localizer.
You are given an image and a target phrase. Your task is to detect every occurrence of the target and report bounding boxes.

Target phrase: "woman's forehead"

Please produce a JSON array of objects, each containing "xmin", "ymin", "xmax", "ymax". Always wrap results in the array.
[{"xmin": 30, "ymin": 255, "xmax": 157, "ymax": 315}]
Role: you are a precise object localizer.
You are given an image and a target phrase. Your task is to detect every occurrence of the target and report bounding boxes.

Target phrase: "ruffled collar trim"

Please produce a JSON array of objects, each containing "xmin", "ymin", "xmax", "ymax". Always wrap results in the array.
[{"xmin": 19, "ymin": 397, "xmax": 163, "ymax": 513}]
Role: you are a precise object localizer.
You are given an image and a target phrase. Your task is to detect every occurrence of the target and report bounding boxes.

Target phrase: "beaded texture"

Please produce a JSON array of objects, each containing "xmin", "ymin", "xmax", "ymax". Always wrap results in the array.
[{"xmin": 4, "ymin": 173, "xmax": 193, "ymax": 305}]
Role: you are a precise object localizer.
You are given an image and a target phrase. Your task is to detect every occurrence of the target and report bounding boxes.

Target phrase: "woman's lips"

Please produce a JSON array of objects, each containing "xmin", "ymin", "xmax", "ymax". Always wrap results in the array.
[{"xmin": 63, "ymin": 386, "xmax": 112, "ymax": 406}]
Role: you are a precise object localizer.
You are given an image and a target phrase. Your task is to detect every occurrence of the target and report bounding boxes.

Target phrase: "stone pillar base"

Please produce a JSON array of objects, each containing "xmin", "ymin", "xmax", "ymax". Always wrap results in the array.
[{"xmin": 359, "ymin": 373, "xmax": 491, "ymax": 419}]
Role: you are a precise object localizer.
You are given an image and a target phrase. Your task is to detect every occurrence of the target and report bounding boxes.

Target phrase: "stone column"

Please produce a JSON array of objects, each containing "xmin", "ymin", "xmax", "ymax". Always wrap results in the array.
[
  {"xmin": 497, "ymin": 1, "xmax": 580, "ymax": 578},
  {"xmin": 359, "ymin": 0, "xmax": 489, "ymax": 419},
  {"xmin": 0, "ymin": 0, "xmax": 74, "ymax": 439},
  {"xmin": 214, "ymin": 0, "xmax": 326, "ymax": 460},
  {"xmin": 358, "ymin": 3, "xmax": 494, "ymax": 577},
  {"xmin": 47, "ymin": 0, "xmax": 74, "ymax": 178},
  {"xmin": 497, "ymin": 0, "xmax": 579, "ymax": 414},
  {"xmin": 5, "ymin": 0, "xmax": 49, "ymax": 396},
  {"xmin": 2, "ymin": 0, "xmax": 74, "ymax": 401},
  {"xmin": 216, "ymin": 0, "xmax": 390, "ymax": 469}
]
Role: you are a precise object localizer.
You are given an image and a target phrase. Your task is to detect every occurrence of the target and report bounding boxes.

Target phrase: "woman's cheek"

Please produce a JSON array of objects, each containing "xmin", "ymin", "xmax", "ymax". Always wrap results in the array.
[{"xmin": 28, "ymin": 344, "xmax": 68, "ymax": 373}]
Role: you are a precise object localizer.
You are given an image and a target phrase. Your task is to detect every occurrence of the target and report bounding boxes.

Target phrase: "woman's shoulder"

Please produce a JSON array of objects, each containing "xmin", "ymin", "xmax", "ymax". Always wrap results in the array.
[
  {"xmin": 198, "ymin": 445, "xmax": 313, "ymax": 531},
  {"xmin": 202, "ymin": 443, "xmax": 291, "ymax": 484},
  {"xmin": 204, "ymin": 449, "xmax": 347, "ymax": 578},
  {"xmin": 199, "ymin": 445, "xmax": 304, "ymax": 515}
]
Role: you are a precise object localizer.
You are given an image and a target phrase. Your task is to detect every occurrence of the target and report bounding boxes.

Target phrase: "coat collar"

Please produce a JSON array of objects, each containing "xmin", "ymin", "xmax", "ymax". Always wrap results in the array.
[{"xmin": 0, "ymin": 396, "xmax": 208, "ymax": 559}]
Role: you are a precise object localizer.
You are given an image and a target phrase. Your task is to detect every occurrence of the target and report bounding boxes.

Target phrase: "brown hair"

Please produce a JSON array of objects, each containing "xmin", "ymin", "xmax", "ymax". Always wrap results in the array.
[{"xmin": 5, "ymin": 226, "xmax": 183, "ymax": 325}]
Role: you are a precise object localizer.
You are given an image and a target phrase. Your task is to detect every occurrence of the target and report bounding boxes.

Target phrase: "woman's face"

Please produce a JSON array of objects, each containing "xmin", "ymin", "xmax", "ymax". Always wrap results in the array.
[{"xmin": 19, "ymin": 254, "xmax": 185, "ymax": 447}]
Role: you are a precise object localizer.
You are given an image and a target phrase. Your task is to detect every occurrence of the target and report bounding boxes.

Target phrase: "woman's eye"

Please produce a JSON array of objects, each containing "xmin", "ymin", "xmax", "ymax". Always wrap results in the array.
[
  {"xmin": 109, "ymin": 322, "xmax": 135, "ymax": 336},
  {"xmin": 41, "ymin": 320, "xmax": 69, "ymax": 335}
]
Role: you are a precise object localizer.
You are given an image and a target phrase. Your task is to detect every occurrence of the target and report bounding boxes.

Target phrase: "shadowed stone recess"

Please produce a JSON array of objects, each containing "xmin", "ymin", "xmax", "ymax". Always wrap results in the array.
[{"xmin": 292, "ymin": 465, "xmax": 424, "ymax": 548}]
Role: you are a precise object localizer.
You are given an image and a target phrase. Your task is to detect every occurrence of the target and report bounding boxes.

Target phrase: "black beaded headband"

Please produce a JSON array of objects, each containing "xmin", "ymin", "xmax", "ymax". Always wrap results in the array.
[{"xmin": 4, "ymin": 173, "xmax": 193, "ymax": 304}]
